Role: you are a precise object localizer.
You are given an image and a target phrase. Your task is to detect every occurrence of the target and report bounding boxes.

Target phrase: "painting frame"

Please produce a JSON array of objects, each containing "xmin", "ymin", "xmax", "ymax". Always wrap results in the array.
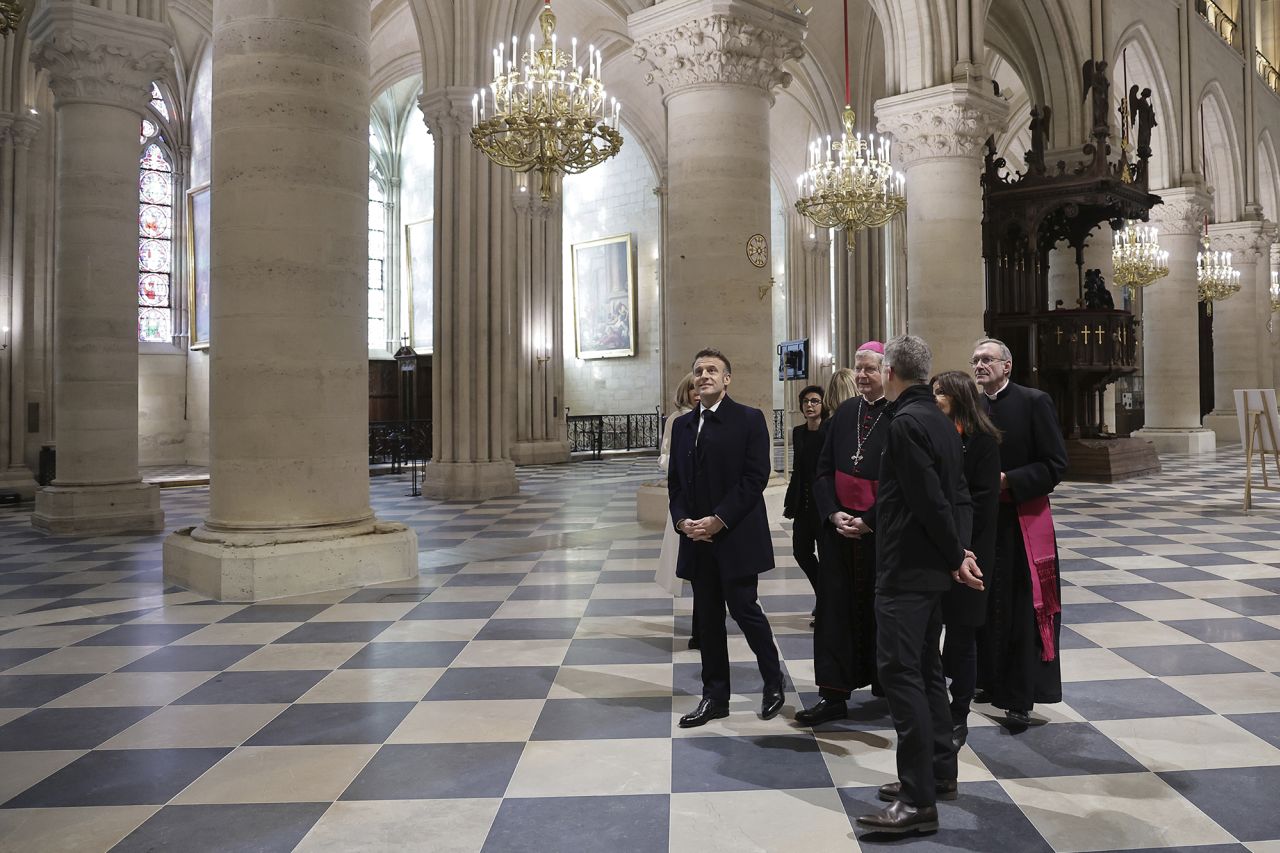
[
  {"xmin": 571, "ymin": 233, "xmax": 635, "ymax": 360},
  {"xmin": 186, "ymin": 182, "xmax": 211, "ymax": 350}
]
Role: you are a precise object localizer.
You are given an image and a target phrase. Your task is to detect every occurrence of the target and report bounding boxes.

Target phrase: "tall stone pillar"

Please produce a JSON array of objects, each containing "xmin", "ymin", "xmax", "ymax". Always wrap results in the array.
[
  {"xmin": 28, "ymin": 3, "xmax": 169, "ymax": 533},
  {"xmin": 418, "ymin": 88, "xmax": 519, "ymax": 499},
  {"xmin": 0, "ymin": 112, "xmax": 41, "ymax": 498},
  {"xmin": 1203, "ymin": 220, "xmax": 1276, "ymax": 442},
  {"xmin": 1132, "ymin": 187, "xmax": 1215, "ymax": 454},
  {"xmin": 1270, "ymin": 245, "xmax": 1280, "ymax": 392},
  {"xmin": 164, "ymin": 0, "xmax": 416, "ymax": 601},
  {"xmin": 876, "ymin": 83, "xmax": 1008, "ymax": 374},
  {"xmin": 630, "ymin": 0, "xmax": 805, "ymax": 415},
  {"xmin": 511, "ymin": 173, "xmax": 570, "ymax": 465}
]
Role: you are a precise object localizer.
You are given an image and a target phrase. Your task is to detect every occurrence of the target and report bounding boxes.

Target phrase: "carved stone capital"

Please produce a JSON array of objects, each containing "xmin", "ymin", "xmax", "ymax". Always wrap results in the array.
[
  {"xmin": 1207, "ymin": 220, "xmax": 1277, "ymax": 263},
  {"xmin": 418, "ymin": 87, "xmax": 473, "ymax": 140},
  {"xmin": 28, "ymin": 3, "xmax": 173, "ymax": 113},
  {"xmin": 874, "ymin": 84, "xmax": 1008, "ymax": 167},
  {"xmin": 1148, "ymin": 187, "xmax": 1213, "ymax": 237},
  {"xmin": 629, "ymin": 0, "xmax": 805, "ymax": 101}
]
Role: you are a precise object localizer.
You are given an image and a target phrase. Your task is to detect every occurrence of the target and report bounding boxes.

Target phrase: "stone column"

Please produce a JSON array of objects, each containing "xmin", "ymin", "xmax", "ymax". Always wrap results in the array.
[
  {"xmin": 28, "ymin": 3, "xmax": 169, "ymax": 533},
  {"xmin": 0, "ymin": 113, "xmax": 41, "ymax": 498},
  {"xmin": 1132, "ymin": 186, "xmax": 1216, "ymax": 454},
  {"xmin": 511, "ymin": 173, "xmax": 570, "ymax": 465},
  {"xmin": 1203, "ymin": 220, "xmax": 1276, "ymax": 442},
  {"xmin": 418, "ymin": 88, "xmax": 519, "ymax": 499},
  {"xmin": 876, "ymin": 83, "xmax": 1008, "ymax": 374},
  {"xmin": 793, "ymin": 223, "xmax": 833, "ymax": 388},
  {"xmin": 630, "ymin": 0, "xmax": 805, "ymax": 415},
  {"xmin": 164, "ymin": 0, "xmax": 416, "ymax": 601},
  {"xmin": 1270, "ymin": 245, "xmax": 1280, "ymax": 392}
]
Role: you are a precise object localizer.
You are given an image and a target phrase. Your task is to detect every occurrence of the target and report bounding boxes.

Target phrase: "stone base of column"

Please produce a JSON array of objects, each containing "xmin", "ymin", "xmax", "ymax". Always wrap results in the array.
[
  {"xmin": 511, "ymin": 440, "xmax": 571, "ymax": 466},
  {"xmin": 32, "ymin": 482, "xmax": 163, "ymax": 534},
  {"xmin": 1203, "ymin": 411, "xmax": 1246, "ymax": 444},
  {"xmin": 421, "ymin": 460, "xmax": 518, "ymax": 500},
  {"xmin": 163, "ymin": 522, "xmax": 418, "ymax": 602},
  {"xmin": 1130, "ymin": 427, "xmax": 1216, "ymax": 455},
  {"xmin": 0, "ymin": 469, "xmax": 39, "ymax": 500},
  {"xmin": 637, "ymin": 481, "xmax": 668, "ymax": 529}
]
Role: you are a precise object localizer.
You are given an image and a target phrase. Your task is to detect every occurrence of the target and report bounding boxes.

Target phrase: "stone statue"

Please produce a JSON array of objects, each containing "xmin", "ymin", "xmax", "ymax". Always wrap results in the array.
[
  {"xmin": 1081, "ymin": 59, "xmax": 1111, "ymax": 134},
  {"xmin": 1027, "ymin": 105, "xmax": 1051, "ymax": 173}
]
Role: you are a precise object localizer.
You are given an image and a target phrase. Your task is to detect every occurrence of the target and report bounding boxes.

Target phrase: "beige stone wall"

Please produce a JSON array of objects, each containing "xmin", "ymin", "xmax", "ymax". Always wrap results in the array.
[
  {"xmin": 138, "ymin": 353, "xmax": 187, "ymax": 465},
  {"xmin": 562, "ymin": 135, "xmax": 662, "ymax": 416}
]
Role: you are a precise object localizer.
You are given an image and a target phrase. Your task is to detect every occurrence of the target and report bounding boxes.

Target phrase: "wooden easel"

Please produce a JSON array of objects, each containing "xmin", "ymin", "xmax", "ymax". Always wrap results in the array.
[{"xmin": 1243, "ymin": 405, "xmax": 1280, "ymax": 512}]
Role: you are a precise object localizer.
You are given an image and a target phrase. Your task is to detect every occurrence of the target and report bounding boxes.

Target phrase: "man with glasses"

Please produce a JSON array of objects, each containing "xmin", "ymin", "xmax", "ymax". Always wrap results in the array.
[
  {"xmin": 783, "ymin": 385, "xmax": 827, "ymax": 621},
  {"xmin": 970, "ymin": 338, "xmax": 1068, "ymax": 728}
]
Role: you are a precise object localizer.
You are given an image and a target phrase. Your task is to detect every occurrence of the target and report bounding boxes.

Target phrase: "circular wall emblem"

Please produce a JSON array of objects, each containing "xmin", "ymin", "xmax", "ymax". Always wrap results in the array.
[{"xmin": 746, "ymin": 233, "xmax": 768, "ymax": 268}]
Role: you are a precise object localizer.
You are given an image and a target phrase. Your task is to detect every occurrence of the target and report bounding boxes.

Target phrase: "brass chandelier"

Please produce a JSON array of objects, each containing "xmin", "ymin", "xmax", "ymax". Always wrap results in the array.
[
  {"xmin": 1196, "ymin": 224, "xmax": 1240, "ymax": 315},
  {"xmin": 794, "ymin": 0, "xmax": 904, "ymax": 242},
  {"xmin": 471, "ymin": 0, "xmax": 623, "ymax": 201},
  {"xmin": 1112, "ymin": 220, "xmax": 1169, "ymax": 296},
  {"xmin": 0, "ymin": 1, "xmax": 24, "ymax": 37}
]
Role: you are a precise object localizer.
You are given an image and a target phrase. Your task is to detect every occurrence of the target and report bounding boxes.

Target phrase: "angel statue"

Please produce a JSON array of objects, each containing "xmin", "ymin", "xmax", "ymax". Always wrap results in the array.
[
  {"xmin": 1129, "ymin": 86, "xmax": 1158, "ymax": 156},
  {"xmin": 1081, "ymin": 59, "xmax": 1111, "ymax": 134}
]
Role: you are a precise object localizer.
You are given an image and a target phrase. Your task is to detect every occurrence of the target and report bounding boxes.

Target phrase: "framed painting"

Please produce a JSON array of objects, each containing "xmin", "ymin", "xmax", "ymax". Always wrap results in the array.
[
  {"xmin": 571, "ymin": 233, "xmax": 634, "ymax": 359},
  {"xmin": 186, "ymin": 182, "xmax": 211, "ymax": 349}
]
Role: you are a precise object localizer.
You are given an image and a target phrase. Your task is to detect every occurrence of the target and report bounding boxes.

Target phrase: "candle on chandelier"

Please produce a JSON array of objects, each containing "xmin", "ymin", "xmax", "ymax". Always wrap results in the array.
[
  {"xmin": 472, "ymin": 93, "xmax": 479, "ymax": 125},
  {"xmin": 572, "ymin": 37, "xmax": 577, "ymax": 69}
]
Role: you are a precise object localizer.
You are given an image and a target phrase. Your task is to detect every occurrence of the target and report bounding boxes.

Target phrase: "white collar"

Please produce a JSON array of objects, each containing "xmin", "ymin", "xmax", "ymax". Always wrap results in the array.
[
  {"xmin": 700, "ymin": 397, "xmax": 724, "ymax": 414},
  {"xmin": 985, "ymin": 378, "xmax": 1010, "ymax": 400}
]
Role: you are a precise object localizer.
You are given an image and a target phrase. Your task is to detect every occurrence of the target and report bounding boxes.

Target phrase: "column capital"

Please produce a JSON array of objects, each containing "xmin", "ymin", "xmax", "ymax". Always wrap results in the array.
[
  {"xmin": 1207, "ymin": 219, "xmax": 1277, "ymax": 263},
  {"xmin": 417, "ymin": 87, "xmax": 474, "ymax": 139},
  {"xmin": 1149, "ymin": 186, "xmax": 1214, "ymax": 236},
  {"xmin": 0, "ymin": 111, "xmax": 39, "ymax": 148},
  {"xmin": 28, "ymin": 2, "xmax": 173, "ymax": 113},
  {"xmin": 629, "ymin": 0, "xmax": 805, "ymax": 101},
  {"xmin": 874, "ymin": 83, "xmax": 1008, "ymax": 167}
]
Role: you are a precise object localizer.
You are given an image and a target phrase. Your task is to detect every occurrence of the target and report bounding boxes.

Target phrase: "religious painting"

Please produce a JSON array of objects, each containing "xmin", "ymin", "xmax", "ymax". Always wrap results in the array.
[
  {"xmin": 571, "ymin": 233, "xmax": 634, "ymax": 359},
  {"xmin": 186, "ymin": 182, "xmax": 211, "ymax": 349},
  {"xmin": 404, "ymin": 218, "xmax": 433, "ymax": 352}
]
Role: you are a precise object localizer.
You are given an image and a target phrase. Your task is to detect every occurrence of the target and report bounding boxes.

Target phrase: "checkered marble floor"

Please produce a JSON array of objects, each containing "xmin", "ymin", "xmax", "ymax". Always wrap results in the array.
[{"xmin": 1, "ymin": 452, "xmax": 1279, "ymax": 851}]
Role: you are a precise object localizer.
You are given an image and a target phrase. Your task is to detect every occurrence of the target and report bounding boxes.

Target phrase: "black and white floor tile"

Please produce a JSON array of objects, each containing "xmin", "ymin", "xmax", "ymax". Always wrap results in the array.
[{"xmin": 0, "ymin": 451, "xmax": 1278, "ymax": 851}]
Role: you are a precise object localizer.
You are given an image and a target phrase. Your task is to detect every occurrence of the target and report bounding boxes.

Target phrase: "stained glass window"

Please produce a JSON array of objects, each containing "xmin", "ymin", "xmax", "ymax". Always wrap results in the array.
[
  {"xmin": 369, "ymin": 176, "xmax": 388, "ymax": 349},
  {"xmin": 137, "ymin": 84, "xmax": 174, "ymax": 343}
]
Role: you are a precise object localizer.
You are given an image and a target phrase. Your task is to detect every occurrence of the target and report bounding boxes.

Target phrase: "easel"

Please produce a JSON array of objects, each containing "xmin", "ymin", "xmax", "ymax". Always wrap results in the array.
[{"xmin": 1242, "ymin": 400, "xmax": 1280, "ymax": 512}]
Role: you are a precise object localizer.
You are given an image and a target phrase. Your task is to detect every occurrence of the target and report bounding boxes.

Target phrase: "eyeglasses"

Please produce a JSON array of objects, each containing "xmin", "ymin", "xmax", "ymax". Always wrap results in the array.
[
  {"xmin": 969, "ymin": 355, "xmax": 1008, "ymax": 366},
  {"xmin": 801, "ymin": 398, "xmax": 823, "ymax": 407}
]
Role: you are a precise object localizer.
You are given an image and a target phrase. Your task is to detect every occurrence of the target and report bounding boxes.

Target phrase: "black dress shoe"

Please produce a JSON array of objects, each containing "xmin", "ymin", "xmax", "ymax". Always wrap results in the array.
[
  {"xmin": 761, "ymin": 685, "xmax": 784, "ymax": 720},
  {"xmin": 973, "ymin": 689, "xmax": 990, "ymax": 704},
  {"xmin": 856, "ymin": 799, "xmax": 940, "ymax": 834},
  {"xmin": 687, "ymin": 636, "xmax": 700, "ymax": 650},
  {"xmin": 1004, "ymin": 709, "xmax": 1047, "ymax": 727},
  {"xmin": 679, "ymin": 698, "xmax": 729, "ymax": 728},
  {"xmin": 877, "ymin": 779, "xmax": 958, "ymax": 803},
  {"xmin": 794, "ymin": 697, "xmax": 847, "ymax": 726},
  {"xmin": 952, "ymin": 720, "xmax": 969, "ymax": 750}
]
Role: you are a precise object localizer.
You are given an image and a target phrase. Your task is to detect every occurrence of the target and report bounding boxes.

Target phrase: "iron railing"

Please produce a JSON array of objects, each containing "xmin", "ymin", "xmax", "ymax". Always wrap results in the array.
[
  {"xmin": 567, "ymin": 412, "xmax": 661, "ymax": 458},
  {"xmin": 1197, "ymin": 0, "xmax": 1240, "ymax": 50},
  {"xmin": 1258, "ymin": 49, "xmax": 1280, "ymax": 95},
  {"xmin": 369, "ymin": 420, "xmax": 431, "ymax": 469},
  {"xmin": 773, "ymin": 409, "xmax": 785, "ymax": 442}
]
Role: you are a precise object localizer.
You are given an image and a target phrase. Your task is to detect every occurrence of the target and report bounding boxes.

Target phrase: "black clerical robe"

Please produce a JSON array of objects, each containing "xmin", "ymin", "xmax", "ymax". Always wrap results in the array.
[
  {"xmin": 979, "ymin": 381, "xmax": 1068, "ymax": 711},
  {"xmin": 811, "ymin": 395, "xmax": 891, "ymax": 698}
]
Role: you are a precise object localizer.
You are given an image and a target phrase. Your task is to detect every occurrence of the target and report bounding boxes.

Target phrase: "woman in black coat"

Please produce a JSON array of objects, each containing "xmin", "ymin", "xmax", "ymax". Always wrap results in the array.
[{"xmin": 930, "ymin": 370, "xmax": 1001, "ymax": 748}]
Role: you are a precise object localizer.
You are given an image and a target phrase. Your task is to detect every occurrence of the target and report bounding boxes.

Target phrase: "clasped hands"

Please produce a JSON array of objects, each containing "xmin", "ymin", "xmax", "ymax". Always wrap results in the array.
[
  {"xmin": 830, "ymin": 511, "xmax": 872, "ymax": 540},
  {"xmin": 952, "ymin": 550, "xmax": 984, "ymax": 591},
  {"xmin": 680, "ymin": 516, "xmax": 725, "ymax": 542}
]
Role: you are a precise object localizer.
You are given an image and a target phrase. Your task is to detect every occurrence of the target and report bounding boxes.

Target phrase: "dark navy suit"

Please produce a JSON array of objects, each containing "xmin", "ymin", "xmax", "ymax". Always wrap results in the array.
[{"xmin": 668, "ymin": 395, "xmax": 781, "ymax": 701}]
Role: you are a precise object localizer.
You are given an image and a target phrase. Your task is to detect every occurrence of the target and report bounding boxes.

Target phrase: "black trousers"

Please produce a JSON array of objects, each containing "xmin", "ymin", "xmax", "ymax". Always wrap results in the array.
[
  {"xmin": 692, "ymin": 550, "xmax": 782, "ymax": 703},
  {"xmin": 814, "ymin": 531, "xmax": 878, "ymax": 700},
  {"xmin": 790, "ymin": 511, "xmax": 820, "ymax": 593},
  {"xmin": 875, "ymin": 589, "xmax": 957, "ymax": 808},
  {"xmin": 943, "ymin": 624, "xmax": 977, "ymax": 723}
]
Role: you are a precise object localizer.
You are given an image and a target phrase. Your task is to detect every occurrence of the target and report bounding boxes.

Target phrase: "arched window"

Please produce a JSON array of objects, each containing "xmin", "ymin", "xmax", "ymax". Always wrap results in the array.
[
  {"xmin": 369, "ymin": 170, "xmax": 388, "ymax": 350},
  {"xmin": 138, "ymin": 83, "xmax": 175, "ymax": 343}
]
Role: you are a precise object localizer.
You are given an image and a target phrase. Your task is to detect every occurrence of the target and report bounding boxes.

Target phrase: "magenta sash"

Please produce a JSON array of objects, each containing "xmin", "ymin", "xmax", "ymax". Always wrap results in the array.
[
  {"xmin": 1015, "ymin": 494, "xmax": 1060, "ymax": 662},
  {"xmin": 835, "ymin": 471, "xmax": 877, "ymax": 513}
]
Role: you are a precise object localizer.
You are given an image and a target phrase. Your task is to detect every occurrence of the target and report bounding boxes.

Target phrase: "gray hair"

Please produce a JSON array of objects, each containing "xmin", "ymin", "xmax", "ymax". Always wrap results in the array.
[
  {"xmin": 853, "ymin": 348, "xmax": 884, "ymax": 367},
  {"xmin": 973, "ymin": 337, "xmax": 1012, "ymax": 362},
  {"xmin": 883, "ymin": 334, "xmax": 932, "ymax": 383}
]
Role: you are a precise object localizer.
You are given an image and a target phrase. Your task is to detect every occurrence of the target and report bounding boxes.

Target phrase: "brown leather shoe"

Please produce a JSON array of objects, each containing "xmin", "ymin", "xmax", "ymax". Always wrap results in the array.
[
  {"xmin": 877, "ymin": 779, "xmax": 958, "ymax": 803},
  {"xmin": 856, "ymin": 799, "xmax": 940, "ymax": 834}
]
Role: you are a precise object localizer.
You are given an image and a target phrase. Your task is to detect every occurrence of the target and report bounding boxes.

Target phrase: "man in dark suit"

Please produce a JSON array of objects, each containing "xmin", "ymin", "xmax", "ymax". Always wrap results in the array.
[
  {"xmin": 855, "ymin": 335, "xmax": 982, "ymax": 836},
  {"xmin": 668, "ymin": 348, "xmax": 784, "ymax": 728}
]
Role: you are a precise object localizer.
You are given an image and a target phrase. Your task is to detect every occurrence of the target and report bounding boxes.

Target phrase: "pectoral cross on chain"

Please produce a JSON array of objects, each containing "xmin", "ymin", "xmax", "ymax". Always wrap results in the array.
[{"xmin": 852, "ymin": 448, "xmax": 864, "ymax": 467}]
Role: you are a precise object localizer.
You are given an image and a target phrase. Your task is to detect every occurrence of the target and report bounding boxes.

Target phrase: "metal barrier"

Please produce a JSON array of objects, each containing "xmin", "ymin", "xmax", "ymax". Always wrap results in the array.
[
  {"xmin": 369, "ymin": 420, "xmax": 431, "ymax": 495},
  {"xmin": 567, "ymin": 412, "xmax": 661, "ymax": 458}
]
